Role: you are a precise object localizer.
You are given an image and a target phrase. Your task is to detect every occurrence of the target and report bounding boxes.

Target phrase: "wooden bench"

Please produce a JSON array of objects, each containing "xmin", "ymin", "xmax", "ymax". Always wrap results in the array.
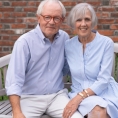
[{"xmin": 0, "ymin": 43, "xmax": 118, "ymax": 118}]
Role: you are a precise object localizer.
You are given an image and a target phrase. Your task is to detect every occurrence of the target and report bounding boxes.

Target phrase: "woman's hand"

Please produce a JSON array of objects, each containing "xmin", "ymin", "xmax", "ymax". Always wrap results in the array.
[{"xmin": 63, "ymin": 95, "xmax": 83, "ymax": 118}]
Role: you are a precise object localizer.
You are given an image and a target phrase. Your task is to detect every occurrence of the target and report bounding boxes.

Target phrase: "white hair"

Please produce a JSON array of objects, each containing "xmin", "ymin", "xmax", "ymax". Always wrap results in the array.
[
  {"xmin": 36, "ymin": 0, "xmax": 66, "ymax": 18},
  {"xmin": 67, "ymin": 3, "xmax": 97, "ymax": 29}
]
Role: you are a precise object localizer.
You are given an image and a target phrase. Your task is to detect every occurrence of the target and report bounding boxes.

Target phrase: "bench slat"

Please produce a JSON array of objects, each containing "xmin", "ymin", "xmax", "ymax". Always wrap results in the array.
[
  {"xmin": 0, "ymin": 70, "xmax": 3, "ymax": 89},
  {"xmin": 0, "ymin": 104, "xmax": 11, "ymax": 114},
  {"xmin": 2, "ymin": 66, "xmax": 7, "ymax": 84},
  {"xmin": 0, "ymin": 55, "xmax": 11, "ymax": 68},
  {"xmin": 0, "ymin": 101, "xmax": 9, "ymax": 110}
]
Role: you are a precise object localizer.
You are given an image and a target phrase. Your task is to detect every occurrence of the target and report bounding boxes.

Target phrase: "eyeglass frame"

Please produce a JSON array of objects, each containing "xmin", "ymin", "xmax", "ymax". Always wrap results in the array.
[{"xmin": 40, "ymin": 14, "xmax": 64, "ymax": 24}]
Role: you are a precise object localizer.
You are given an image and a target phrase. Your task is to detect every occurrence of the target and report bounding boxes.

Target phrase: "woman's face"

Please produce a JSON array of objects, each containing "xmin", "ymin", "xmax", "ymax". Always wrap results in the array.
[{"xmin": 74, "ymin": 10, "xmax": 92, "ymax": 38}]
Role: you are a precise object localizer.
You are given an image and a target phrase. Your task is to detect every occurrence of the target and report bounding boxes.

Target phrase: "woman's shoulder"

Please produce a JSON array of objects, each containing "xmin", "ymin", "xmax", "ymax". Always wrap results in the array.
[
  {"xmin": 65, "ymin": 35, "xmax": 78, "ymax": 47},
  {"xmin": 97, "ymin": 32, "xmax": 113, "ymax": 44}
]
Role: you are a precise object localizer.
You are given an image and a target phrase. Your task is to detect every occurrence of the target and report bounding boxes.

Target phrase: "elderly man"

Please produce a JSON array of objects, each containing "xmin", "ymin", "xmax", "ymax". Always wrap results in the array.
[{"xmin": 5, "ymin": 0, "xmax": 83, "ymax": 118}]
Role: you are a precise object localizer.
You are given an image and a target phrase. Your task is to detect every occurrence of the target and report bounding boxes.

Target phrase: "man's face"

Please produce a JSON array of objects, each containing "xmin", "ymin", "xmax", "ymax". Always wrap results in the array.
[{"xmin": 37, "ymin": 2, "xmax": 64, "ymax": 41}]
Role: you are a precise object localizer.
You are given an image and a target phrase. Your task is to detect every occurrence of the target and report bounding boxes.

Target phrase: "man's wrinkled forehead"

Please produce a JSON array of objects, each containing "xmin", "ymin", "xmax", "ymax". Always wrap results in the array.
[{"xmin": 41, "ymin": 1, "xmax": 62, "ymax": 14}]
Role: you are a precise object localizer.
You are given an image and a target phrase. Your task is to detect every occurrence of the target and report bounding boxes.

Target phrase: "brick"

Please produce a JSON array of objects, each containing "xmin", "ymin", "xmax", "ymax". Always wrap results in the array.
[
  {"xmin": 0, "ymin": 13, "xmax": 2, "ymax": 18},
  {"xmin": 11, "ymin": 24, "xmax": 26, "ymax": 29},
  {"xmin": 62, "ymin": 2, "xmax": 76, "ymax": 6},
  {"xmin": 0, "ymin": 24, "xmax": 2, "ymax": 29},
  {"xmin": 116, "ymin": 7, "xmax": 118, "ymax": 11},
  {"xmin": 15, "ymin": 29, "xmax": 25, "ymax": 34},
  {"xmin": 96, "ymin": 12, "xmax": 101, "ymax": 18},
  {"xmin": 97, "ymin": 25, "xmax": 102, "ymax": 29},
  {"xmin": 0, "ymin": 52, "xmax": 10, "ymax": 57},
  {"xmin": 87, "ymin": 2, "xmax": 101, "ymax": 6},
  {"xmin": 116, "ymin": 19, "xmax": 118, "ymax": 23},
  {"xmin": 3, "ymin": 13, "xmax": 11, "ymax": 18},
  {"xmin": 0, "ymin": 40, "xmax": 14, "ymax": 46},
  {"xmin": 0, "ymin": 8, "xmax": 14, "ymax": 12},
  {"xmin": 114, "ymin": 30, "xmax": 118, "ymax": 36},
  {"xmin": 98, "ymin": 19, "xmax": 115, "ymax": 24},
  {"xmin": 61, "ymin": 24, "xmax": 70, "ymax": 29},
  {"xmin": 28, "ymin": 24, "xmax": 35, "ymax": 29},
  {"xmin": 4, "ymin": 24, "xmax": 10, "ymax": 29},
  {"xmin": 101, "ymin": 7, "xmax": 115, "ymax": 12},
  {"xmin": 28, "ymin": 2, "xmax": 36, "ymax": 6},
  {"xmin": 27, "ymin": 12, "xmax": 36, "ymax": 17},
  {"xmin": 12, "ymin": 2, "xmax": 27, "ymax": 6},
  {"xmin": 102, "ymin": 0, "xmax": 109, "ymax": 5},
  {"xmin": 11, "ymin": 12, "xmax": 26, "ymax": 17},
  {"xmin": 0, "ymin": 2, "xmax": 2, "ymax": 6},
  {"xmin": 0, "ymin": 47, "xmax": 2, "ymax": 51},
  {"xmin": 2, "ymin": 36, "xmax": 10, "ymax": 40},
  {"xmin": 111, "ymin": 13, "xmax": 118, "ymax": 18},
  {"xmin": 1, "ymin": 30, "xmax": 15, "ymax": 35},
  {"xmin": 2, "ymin": 47, "xmax": 10, "ymax": 51},
  {"xmin": 103, "ymin": 25, "xmax": 110, "ymax": 29},
  {"xmin": 1, "ymin": 19, "xmax": 15, "ymax": 23},
  {"xmin": 10, "ymin": 36, "xmax": 19, "ymax": 41},
  {"xmin": 102, "ymin": 12, "xmax": 110, "ymax": 18},
  {"xmin": 16, "ymin": 19, "xmax": 23, "ymax": 23},
  {"xmin": 36, "ymin": 2, "xmax": 40, "ymax": 7},
  {"xmin": 110, "ymin": 36, "xmax": 118, "ymax": 42},
  {"xmin": 15, "ymin": 7, "xmax": 23, "ymax": 12},
  {"xmin": 3, "ymin": 2, "xmax": 10, "ymax": 6},
  {"xmin": 24, "ymin": 18, "xmax": 37, "ymax": 23},
  {"xmin": 110, "ymin": 24, "xmax": 118, "ymax": 29},
  {"xmin": 24, "ymin": 8, "xmax": 37, "ymax": 12},
  {"xmin": 98, "ymin": 30, "xmax": 114, "ymax": 36},
  {"xmin": 110, "ymin": 0, "xmax": 118, "ymax": 5}
]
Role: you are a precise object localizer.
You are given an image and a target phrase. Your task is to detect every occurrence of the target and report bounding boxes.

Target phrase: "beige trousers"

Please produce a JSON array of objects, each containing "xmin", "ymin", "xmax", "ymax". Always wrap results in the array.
[{"xmin": 20, "ymin": 89, "xmax": 83, "ymax": 118}]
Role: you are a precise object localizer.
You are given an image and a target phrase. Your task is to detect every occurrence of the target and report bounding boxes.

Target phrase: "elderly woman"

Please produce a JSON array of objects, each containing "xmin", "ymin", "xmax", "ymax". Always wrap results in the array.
[{"xmin": 63, "ymin": 3, "xmax": 118, "ymax": 118}]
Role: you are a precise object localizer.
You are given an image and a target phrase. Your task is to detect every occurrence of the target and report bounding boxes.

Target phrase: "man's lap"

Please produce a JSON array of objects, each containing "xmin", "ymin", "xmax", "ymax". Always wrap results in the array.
[{"xmin": 20, "ymin": 89, "xmax": 83, "ymax": 118}]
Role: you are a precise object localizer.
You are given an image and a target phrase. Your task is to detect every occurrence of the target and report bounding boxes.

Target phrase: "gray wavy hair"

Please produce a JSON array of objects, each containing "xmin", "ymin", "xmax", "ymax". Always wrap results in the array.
[
  {"xmin": 67, "ymin": 3, "xmax": 97, "ymax": 29},
  {"xmin": 36, "ymin": 0, "xmax": 66, "ymax": 18}
]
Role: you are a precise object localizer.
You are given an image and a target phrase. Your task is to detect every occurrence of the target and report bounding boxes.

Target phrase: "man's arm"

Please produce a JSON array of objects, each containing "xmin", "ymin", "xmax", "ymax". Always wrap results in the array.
[{"xmin": 9, "ymin": 95, "xmax": 26, "ymax": 118}]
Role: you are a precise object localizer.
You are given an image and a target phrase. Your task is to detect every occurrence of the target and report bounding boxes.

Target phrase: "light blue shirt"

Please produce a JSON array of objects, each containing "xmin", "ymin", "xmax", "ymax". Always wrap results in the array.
[
  {"xmin": 65, "ymin": 31, "xmax": 118, "ymax": 117},
  {"xmin": 5, "ymin": 24, "xmax": 69, "ymax": 96}
]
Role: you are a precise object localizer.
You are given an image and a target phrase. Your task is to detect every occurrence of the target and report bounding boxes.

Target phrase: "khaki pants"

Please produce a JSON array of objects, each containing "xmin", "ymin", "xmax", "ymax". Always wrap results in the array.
[{"xmin": 20, "ymin": 89, "xmax": 83, "ymax": 118}]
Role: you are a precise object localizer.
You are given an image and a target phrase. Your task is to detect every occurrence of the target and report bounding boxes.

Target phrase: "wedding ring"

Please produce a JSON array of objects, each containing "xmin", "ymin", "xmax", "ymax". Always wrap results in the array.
[{"xmin": 69, "ymin": 110, "xmax": 71, "ymax": 113}]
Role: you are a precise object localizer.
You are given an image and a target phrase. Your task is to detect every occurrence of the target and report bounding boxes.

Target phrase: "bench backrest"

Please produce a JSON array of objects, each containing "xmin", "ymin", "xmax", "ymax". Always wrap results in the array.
[{"xmin": 0, "ymin": 43, "xmax": 118, "ymax": 96}]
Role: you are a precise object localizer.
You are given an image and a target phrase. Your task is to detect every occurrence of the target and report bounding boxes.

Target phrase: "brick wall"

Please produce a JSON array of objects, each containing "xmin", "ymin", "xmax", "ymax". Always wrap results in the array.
[{"xmin": 0, "ymin": 0, "xmax": 118, "ymax": 57}]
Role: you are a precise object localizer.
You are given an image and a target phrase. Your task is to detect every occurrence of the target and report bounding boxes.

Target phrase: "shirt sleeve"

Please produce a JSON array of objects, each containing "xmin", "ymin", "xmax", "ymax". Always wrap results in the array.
[
  {"xmin": 89, "ymin": 39, "xmax": 114, "ymax": 95},
  {"xmin": 5, "ymin": 39, "xmax": 30, "ymax": 96}
]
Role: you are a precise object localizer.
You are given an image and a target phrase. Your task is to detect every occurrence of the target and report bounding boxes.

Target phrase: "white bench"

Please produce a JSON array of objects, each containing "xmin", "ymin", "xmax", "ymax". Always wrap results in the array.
[{"xmin": 0, "ymin": 43, "xmax": 118, "ymax": 118}]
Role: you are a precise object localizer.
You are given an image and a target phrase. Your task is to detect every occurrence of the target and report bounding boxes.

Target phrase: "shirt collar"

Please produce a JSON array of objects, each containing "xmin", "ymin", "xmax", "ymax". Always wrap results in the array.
[{"xmin": 34, "ymin": 24, "xmax": 60, "ymax": 44}]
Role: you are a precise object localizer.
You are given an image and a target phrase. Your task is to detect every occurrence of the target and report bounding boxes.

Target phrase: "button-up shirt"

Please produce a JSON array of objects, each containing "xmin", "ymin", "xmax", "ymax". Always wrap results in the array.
[{"xmin": 5, "ymin": 24, "xmax": 69, "ymax": 96}]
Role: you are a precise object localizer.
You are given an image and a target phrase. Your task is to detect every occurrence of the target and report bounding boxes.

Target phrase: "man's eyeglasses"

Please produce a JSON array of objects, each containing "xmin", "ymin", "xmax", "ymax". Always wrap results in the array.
[{"xmin": 40, "ymin": 14, "xmax": 63, "ymax": 24}]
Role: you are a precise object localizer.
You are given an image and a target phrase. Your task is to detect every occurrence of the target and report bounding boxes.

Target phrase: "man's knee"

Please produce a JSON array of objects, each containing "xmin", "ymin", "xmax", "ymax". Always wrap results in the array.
[{"xmin": 71, "ymin": 111, "xmax": 83, "ymax": 118}]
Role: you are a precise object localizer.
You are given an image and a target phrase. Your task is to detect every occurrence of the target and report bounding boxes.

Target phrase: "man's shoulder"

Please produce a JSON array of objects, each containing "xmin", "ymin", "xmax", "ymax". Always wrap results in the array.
[{"xmin": 16, "ymin": 29, "xmax": 35, "ymax": 43}]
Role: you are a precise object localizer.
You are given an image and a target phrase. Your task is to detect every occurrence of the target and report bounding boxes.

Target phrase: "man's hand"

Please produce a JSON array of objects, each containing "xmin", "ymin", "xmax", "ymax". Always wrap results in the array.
[
  {"xmin": 13, "ymin": 112, "xmax": 26, "ymax": 118},
  {"xmin": 63, "ymin": 95, "xmax": 83, "ymax": 118}
]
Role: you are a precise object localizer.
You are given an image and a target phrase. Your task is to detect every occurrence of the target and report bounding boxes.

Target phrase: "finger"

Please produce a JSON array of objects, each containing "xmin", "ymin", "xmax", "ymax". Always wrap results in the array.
[
  {"xmin": 69, "ymin": 110, "xmax": 75, "ymax": 117},
  {"xmin": 63, "ymin": 109, "xmax": 70, "ymax": 118}
]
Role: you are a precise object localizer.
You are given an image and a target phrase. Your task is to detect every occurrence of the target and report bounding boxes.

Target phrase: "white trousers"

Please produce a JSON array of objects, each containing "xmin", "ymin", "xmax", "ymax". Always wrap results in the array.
[{"xmin": 20, "ymin": 89, "xmax": 83, "ymax": 118}]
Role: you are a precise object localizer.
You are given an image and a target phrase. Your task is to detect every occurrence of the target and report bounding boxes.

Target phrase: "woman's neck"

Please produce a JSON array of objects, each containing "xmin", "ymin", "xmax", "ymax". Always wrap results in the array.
[{"xmin": 79, "ymin": 32, "xmax": 96, "ymax": 52}]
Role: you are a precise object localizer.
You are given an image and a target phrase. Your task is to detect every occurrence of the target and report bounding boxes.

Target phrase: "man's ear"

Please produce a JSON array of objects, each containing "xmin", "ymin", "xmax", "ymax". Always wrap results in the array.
[{"xmin": 37, "ymin": 14, "xmax": 40, "ymax": 22}]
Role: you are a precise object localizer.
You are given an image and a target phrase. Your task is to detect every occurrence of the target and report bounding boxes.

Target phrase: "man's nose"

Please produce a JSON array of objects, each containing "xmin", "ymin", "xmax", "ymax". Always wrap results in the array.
[{"xmin": 49, "ymin": 18, "xmax": 55, "ymax": 24}]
